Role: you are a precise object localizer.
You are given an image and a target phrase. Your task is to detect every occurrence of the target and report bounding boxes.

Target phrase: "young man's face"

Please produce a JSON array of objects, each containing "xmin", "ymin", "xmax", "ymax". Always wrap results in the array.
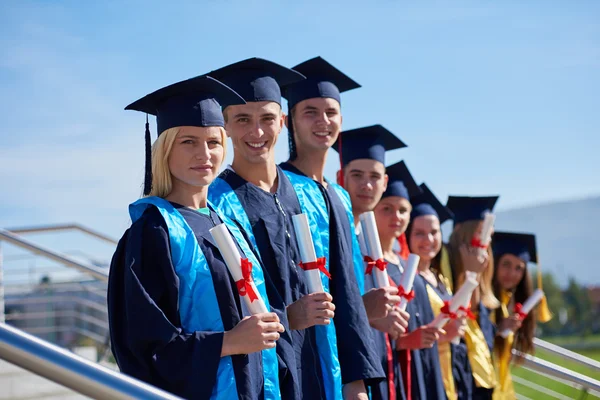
[
  {"xmin": 344, "ymin": 159, "xmax": 388, "ymax": 215},
  {"xmin": 225, "ymin": 101, "xmax": 284, "ymax": 165},
  {"xmin": 287, "ymin": 97, "xmax": 342, "ymax": 154}
]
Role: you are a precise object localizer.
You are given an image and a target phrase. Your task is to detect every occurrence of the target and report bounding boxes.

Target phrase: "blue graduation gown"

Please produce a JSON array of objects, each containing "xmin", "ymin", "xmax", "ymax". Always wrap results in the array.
[
  {"xmin": 387, "ymin": 263, "xmax": 447, "ymax": 400},
  {"xmin": 280, "ymin": 162, "xmax": 385, "ymax": 387},
  {"xmin": 212, "ymin": 167, "xmax": 325, "ymax": 399},
  {"xmin": 107, "ymin": 204, "xmax": 264, "ymax": 400},
  {"xmin": 472, "ymin": 304, "xmax": 496, "ymax": 400}
]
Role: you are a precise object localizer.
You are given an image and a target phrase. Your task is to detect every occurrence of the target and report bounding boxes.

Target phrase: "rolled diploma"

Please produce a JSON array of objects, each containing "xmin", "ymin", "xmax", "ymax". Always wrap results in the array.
[
  {"xmin": 429, "ymin": 277, "xmax": 479, "ymax": 329},
  {"xmin": 398, "ymin": 254, "xmax": 420, "ymax": 311},
  {"xmin": 475, "ymin": 212, "xmax": 495, "ymax": 257},
  {"xmin": 499, "ymin": 289, "xmax": 545, "ymax": 338},
  {"xmin": 291, "ymin": 214, "xmax": 325, "ymax": 293},
  {"xmin": 359, "ymin": 211, "xmax": 390, "ymax": 288},
  {"xmin": 210, "ymin": 223, "xmax": 268, "ymax": 315}
]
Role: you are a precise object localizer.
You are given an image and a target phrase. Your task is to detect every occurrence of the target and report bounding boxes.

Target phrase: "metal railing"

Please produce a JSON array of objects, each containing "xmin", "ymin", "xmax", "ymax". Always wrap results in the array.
[
  {"xmin": 0, "ymin": 322, "xmax": 181, "ymax": 400},
  {"xmin": 534, "ymin": 337, "xmax": 600, "ymax": 373},
  {"xmin": 0, "ymin": 228, "xmax": 109, "ymax": 282}
]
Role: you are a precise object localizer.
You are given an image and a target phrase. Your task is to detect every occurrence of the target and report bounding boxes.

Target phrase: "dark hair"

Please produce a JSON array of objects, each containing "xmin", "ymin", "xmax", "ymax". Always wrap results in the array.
[
  {"xmin": 287, "ymin": 106, "xmax": 298, "ymax": 161},
  {"xmin": 493, "ymin": 253, "xmax": 536, "ymax": 360}
]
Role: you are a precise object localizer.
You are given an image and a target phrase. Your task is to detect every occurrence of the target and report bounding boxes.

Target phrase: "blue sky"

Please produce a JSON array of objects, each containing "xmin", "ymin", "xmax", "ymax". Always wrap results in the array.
[{"xmin": 1, "ymin": 0, "xmax": 599, "ymax": 240}]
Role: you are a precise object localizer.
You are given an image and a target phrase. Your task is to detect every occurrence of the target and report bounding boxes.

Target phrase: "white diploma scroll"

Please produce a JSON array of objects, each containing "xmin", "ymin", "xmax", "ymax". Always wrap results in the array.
[
  {"xmin": 473, "ymin": 212, "xmax": 495, "ymax": 258},
  {"xmin": 499, "ymin": 289, "xmax": 545, "ymax": 338},
  {"xmin": 429, "ymin": 276, "xmax": 479, "ymax": 329},
  {"xmin": 291, "ymin": 213, "xmax": 325, "ymax": 293},
  {"xmin": 210, "ymin": 223, "xmax": 268, "ymax": 315},
  {"xmin": 359, "ymin": 211, "xmax": 390, "ymax": 288},
  {"xmin": 398, "ymin": 254, "xmax": 420, "ymax": 312}
]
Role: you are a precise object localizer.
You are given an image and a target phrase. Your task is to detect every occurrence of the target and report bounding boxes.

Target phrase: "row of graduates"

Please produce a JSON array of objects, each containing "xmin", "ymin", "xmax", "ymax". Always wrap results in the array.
[{"xmin": 107, "ymin": 56, "xmax": 550, "ymax": 400}]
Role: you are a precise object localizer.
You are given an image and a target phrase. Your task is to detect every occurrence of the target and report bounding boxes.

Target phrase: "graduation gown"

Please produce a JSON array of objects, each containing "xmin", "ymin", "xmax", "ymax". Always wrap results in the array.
[
  {"xmin": 280, "ymin": 162, "xmax": 386, "ymax": 387},
  {"xmin": 469, "ymin": 302, "xmax": 497, "ymax": 400},
  {"xmin": 107, "ymin": 204, "xmax": 264, "ymax": 400},
  {"xmin": 388, "ymin": 263, "xmax": 447, "ymax": 400},
  {"xmin": 364, "ymin": 266, "xmax": 407, "ymax": 400},
  {"xmin": 492, "ymin": 291, "xmax": 516, "ymax": 400},
  {"xmin": 423, "ymin": 276, "xmax": 474, "ymax": 400},
  {"xmin": 209, "ymin": 167, "xmax": 323, "ymax": 399}
]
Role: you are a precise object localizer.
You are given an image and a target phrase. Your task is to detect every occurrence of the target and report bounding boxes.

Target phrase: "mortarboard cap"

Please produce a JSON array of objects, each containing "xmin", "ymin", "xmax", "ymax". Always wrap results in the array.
[
  {"xmin": 411, "ymin": 183, "xmax": 454, "ymax": 224},
  {"xmin": 492, "ymin": 232, "xmax": 537, "ymax": 264},
  {"xmin": 282, "ymin": 56, "xmax": 361, "ymax": 110},
  {"xmin": 208, "ymin": 57, "xmax": 305, "ymax": 108},
  {"xmin": 381, "ymin": 161, "xmax": 422, "ymax": 201},
  {"xmin": 125, "ymin": 75, "xmax": 245, "ymax": 134},
  {"xmin": 446, "ymin": 195, "xmax": 499, "ymax": 224},
  {"xmin": 125, "ymin": 75, "xmax": 246, "ymax": 196},
  {"xmin": 333, "ymin": 125, "xmax": 407, "ymax": 167}
]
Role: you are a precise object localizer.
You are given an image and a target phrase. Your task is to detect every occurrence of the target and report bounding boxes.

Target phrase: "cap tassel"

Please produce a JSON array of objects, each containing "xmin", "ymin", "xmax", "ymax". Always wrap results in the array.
[
  {"xmin": 287, "ymin": 109, "xmax": 298, "ymax": 162},
  {"xmin": 397, "ymin": 233, "xmax": 410, "ymax": 261},
  {"xmin": 536, "ymin": 260, "xmax": 553, "ymax": 323},
  {"xmin": 337, "ymin": 134, "xmax": 344, "ymax": 187},
  {"xmin": 143, "ymin": 114, "xmax": 153, "ymax": 196},
  {"xmin": 439, "ymin": 245, "xmax": 454, "ymax": 292}
]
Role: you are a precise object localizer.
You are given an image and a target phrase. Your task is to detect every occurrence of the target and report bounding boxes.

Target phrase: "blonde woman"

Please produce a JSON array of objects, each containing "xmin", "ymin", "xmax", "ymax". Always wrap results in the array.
[
  {"xmin": 446, "ymin": 195, "xmax": 501, "ymax": 400},
  {"xmin": 107, "ymin": 76, "xmax": 285, "ymax": 400}
]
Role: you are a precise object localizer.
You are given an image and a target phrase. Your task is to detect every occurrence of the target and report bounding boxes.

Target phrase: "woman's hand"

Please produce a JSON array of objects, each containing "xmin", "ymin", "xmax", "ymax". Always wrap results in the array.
[
  {"xmin": 221, "ymin": 312, "xmax": 284, "ymax": 356},
  {"xmin": 497, "ymin": 315, "xmax": 522, "ymax": 335},
  {"xmin": 460, "ymin": 244, "xmax": 489, "ymax": 274},
  {"xmin": 370, "ymin": 307, "xmax": 410, "ymax": 340},
  {"xmin": 439, "ymin": 319, "xmax": 467, "ymax": 343},
  {"xmin": 397, "ymin": 326, "xmax": 444, "ymax": 350}
]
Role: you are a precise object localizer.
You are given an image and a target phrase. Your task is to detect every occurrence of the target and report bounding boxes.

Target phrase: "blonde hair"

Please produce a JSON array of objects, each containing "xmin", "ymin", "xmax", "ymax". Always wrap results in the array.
[
  {"xmin": 448, "ymin": 220, "xmax": 500, "ymax": 310},
  {"xmin": 148, "ymin": 126, "xmax": 227, "ymax": 198}
]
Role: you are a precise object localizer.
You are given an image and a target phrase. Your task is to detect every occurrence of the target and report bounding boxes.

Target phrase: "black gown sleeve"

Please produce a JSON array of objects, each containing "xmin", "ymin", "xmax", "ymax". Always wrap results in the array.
[{"xmin": 107, "ymin": 208, "xmax": 224, "ymax": 399}]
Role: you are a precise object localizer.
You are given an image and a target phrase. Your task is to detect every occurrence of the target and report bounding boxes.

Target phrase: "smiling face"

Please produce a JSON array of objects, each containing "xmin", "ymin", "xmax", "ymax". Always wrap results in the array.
[
  {"xmin": 167, "ymin": 126, "xmax": 225, "ymax": 190},
  {"xmin": 408, "ymin": 215, "xmax": 443, "ymax": 262},
  {"xmin": 374, "ymin": 196, "xmax": 412, "ymax": 239},
  {"xmin": 224, "ymin": 101, "xmax": 284, "ymax": 165},
  {"xmin": 495, "ymin": 253, "xmax": 527, "ymax": 291},
  {"xmin": 289, "ymin": 97, "xmax": 342, "ymax": 153},
  {"xmin": 344, "ymin": 159, "xmax": 388, "ymax": 214}
]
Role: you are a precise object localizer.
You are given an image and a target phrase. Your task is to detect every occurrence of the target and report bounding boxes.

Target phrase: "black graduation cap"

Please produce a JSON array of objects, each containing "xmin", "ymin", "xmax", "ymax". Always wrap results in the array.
[
  {"xmin": 492, "ymin": 231, "xmax": 537, "ymax": 264},
  {"xmin": 411, "ymin": 183, "xmax": 454, "ymax": 224},
  {"xmin": 282, "ymin": 56, "xmax": 361, "ymax": 110},
  {"xmin": 446, "ymin": 195, "xmax": 499, "ymax": 224},
  {"xmin": 125, "ymin": 75, "xmax": 245, "ymax": 196},
  {"xmin": 125, "ymin": 75, "xmax": 245, "ymax": 134},
  {"xmin": 381, "ymin": 161, "xmax": 422, "ymax": 200},
  {"xmin": 332, "ymin": 125, "xmax": 407, "ymax": 167},
  {"xmin": 207, "ymin": 57, "xmax": 305, "ymax": 107}
]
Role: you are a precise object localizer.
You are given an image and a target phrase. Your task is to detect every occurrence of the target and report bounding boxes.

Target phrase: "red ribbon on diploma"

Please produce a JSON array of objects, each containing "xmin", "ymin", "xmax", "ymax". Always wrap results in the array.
[
  {"xmin": 514, "ymin": 303, "xmax": 527, "ymax": 320},
  {"xmin": 236, "ymin": 258, "xmax": 259, "ymax": 302},
  {"xmin": 470, "ymin": 237, "xmax": 488, "ymax": 249},
  {"xmin": 458, "ymin": 304, "xmax": 476, "ymax": 320},
  {"xmin": 299, "ymin": 257, "xmax": 331, "ymax": 279},
  {"xmin": 397, "ymin": 285, "xmax": 415, "ymax": 302},
  {"xmin": 441, "ymin": 301, "xmax": 458, "ymax": 319},
  {"xmin": 364, "ymin": 256, "xmax": 388, "ymax": 275}
]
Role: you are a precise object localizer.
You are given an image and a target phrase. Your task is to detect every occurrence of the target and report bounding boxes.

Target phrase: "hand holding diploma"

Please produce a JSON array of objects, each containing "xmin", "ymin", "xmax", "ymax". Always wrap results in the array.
[
  {"xmin": 470, "ymin": 212, "xmax": 495, "ymax": 261},
  {"xmin": 360, "ymin": 211, "xmax": 390, "ymax": 288},
  {"xmin": 499, "ymin": 289, "xmax": 545, "ymax": 338},
  {"xmin": 429, "ymin": 276, "xmax": 479, "ymax": 329},
  {"xmin": 210, "ymin": 223, "xmax": 268, "ymax": 315}
]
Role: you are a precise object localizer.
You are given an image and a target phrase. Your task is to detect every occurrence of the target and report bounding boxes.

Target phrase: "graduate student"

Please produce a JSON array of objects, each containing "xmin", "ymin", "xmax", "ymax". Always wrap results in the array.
[
  {"xmin": 108, "ymin": 76, "xmax": 285, "ymax": 400},
  {"xmin": 446, "ymin": 196, "xmax": 501, "ymax": 400},
  {"xmin": 207, "ymin": 57, "xmax": 383, "ymax": 400},
  {"xmin": 404, "ymin": 183, "xmax": 471, "ymax": 400},
  {"xmin": 491, "ymin": 231, "xmax": 551, "ymax": 400}
]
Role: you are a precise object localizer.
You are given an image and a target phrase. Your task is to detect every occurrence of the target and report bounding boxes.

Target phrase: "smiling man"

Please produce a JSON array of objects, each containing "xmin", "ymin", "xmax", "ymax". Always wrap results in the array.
[{"xmin": 207, "ymin": 57, "xmax": 355, "ymax": 400}]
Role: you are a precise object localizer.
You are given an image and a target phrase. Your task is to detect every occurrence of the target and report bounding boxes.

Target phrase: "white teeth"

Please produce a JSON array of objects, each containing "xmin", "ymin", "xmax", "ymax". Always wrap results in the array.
[
  {"xmin": 247, "ymin": 142, "xmax": 266, "ymax": 148},
  {"xmin": 313, "ymin": 131, "xmax": 330, "ymax": 137}
]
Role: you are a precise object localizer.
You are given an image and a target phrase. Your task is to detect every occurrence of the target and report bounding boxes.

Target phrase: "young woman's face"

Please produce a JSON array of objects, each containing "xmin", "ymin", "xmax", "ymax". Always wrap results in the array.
[
  {"xmin": 168, "ymin": 126, "xmax": 224, "ymax": 189},
  {"xmin": 408, "ymin": 215, "xmax": 443, "ymax": 262},
  {"xmin": 374, "ymin": 196, "xmax": 412, "ymax": 239},
  {"xmin": 495, "ymin": 253, "xmax": 527, "ymax": 291}
]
